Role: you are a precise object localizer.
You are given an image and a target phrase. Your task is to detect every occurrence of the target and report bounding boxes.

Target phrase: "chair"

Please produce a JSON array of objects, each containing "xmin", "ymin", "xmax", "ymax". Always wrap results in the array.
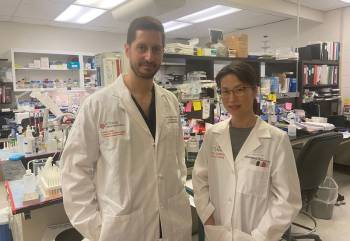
[
  {"xmin": 55, "ymin": 228, "xmax": 84, "ymax": 241},
  {"xmin": 285, "ymin": 132, "xmax": 343, "ymax": 241}
]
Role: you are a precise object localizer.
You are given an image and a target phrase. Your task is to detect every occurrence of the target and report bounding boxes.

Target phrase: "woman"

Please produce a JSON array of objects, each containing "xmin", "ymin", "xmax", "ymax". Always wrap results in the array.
[{"xmin": 192, "ymin": 62, "xmax": 302, "ymax": 241}]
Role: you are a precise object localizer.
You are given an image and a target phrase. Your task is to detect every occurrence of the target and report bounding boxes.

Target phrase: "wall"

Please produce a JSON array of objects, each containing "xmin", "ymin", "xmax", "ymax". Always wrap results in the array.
[
  {"xmin": 0, "ymin": 21, "xmax": 126, "ymax": 56},
  {"xmin": 230, "ymin": 8, "xmax": 350, "ymax": 101},
  {"xmin": 231, "ymin": 8, "xmax": 342, "ymax": 53}
]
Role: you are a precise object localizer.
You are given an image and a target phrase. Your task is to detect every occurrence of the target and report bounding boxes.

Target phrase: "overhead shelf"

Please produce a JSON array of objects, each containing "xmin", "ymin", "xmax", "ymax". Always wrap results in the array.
[
  {"xmin": 15, "ymin": 68, "xmax": 79, "ymax": 71},
  {"xmin": 11, "ymin": 49, "xmax": 98, "ymax": 91}
]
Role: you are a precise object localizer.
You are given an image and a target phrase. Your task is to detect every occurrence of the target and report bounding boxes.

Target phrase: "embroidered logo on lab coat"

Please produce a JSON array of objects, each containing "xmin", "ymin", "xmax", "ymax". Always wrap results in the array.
[
  {"xmin": 165, "ymin": 115, "xmax": 178, "ymax": 124},
  {"xmin": 245, "ymin": 153, "xmax": 270, "ymax": 168},
  {"xmin": 99, "ymin": 121, "xmax": 126, "ymax": 138},
  {"xmin": 210, "ymin": 145, "xmax": 225, "ymax": 159}
]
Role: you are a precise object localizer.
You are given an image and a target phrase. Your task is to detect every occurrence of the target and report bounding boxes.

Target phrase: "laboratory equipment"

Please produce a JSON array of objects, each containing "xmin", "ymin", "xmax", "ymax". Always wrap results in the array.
[
  {"xmin": 22, "ymin": 169, "xmax": 39, "ymax": 205},
  {"xmin": 38, "ymin": 157, "xmax": 61, "ymax": 199},
  {"xmin": 186, "ymin": 133, "xmax": 199, "ymax": 167}
]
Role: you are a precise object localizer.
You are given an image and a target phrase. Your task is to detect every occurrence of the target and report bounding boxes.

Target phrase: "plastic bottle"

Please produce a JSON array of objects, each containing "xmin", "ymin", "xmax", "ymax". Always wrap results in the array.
[
  {"xmin": 288, "ymin": 118, "xmax": 297, "ymax": 137},
  {"xmin": 23, "ymin": 126, "xmax": 35, "ymax": 154},
  {"xmin": 23, "ymin": 169, "xmax": 37, "ymax": 194},
  {"xmin": 186, "ymin": 133, "xmax": 199, "ymax": 165}
]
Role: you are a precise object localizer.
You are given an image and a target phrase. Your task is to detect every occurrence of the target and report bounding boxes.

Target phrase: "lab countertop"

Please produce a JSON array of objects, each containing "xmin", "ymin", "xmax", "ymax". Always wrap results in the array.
[{"xmin": 5, "ymin": 179, "xmax": 62, "ymax": 215}]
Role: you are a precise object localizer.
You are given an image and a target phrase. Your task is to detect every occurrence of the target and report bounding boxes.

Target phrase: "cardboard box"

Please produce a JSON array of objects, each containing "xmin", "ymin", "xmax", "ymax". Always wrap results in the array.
[{"xmin": 223, "ymin": 33, "xmax": 248, "ymax": 58}]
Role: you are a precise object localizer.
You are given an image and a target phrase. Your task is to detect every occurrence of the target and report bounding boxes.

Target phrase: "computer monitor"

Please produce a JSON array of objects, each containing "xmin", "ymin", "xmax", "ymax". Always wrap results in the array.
[{"xmin": 209, "ymin": 29, "xmax": 223, "ymax": 43}]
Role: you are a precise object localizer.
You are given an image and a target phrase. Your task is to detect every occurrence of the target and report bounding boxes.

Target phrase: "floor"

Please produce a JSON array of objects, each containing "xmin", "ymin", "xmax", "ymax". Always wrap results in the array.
[
  {"xmin": 192, "ymin": 164, "xmax": 350, "ymax": 241},
  {"xmin": 313, "ymin": 164, "xmax": 350, "ymax": 241}
]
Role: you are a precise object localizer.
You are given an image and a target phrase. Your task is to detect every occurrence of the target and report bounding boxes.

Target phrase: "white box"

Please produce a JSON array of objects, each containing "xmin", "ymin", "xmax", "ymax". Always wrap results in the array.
[
  {"xmin": 41, "ymin": 57, "xmax": 49, "ymax": 69},
  {"xmin": 34, "ymin": 59, "xmax": 41, "ymax": 68}
]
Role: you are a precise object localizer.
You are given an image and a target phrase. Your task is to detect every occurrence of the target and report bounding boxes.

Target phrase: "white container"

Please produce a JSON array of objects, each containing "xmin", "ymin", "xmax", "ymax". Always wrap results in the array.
[
  {"xmin": 23, "ymin": 169, "xmax": 37, "ymax": 194},
  {"xmin": 23, "ymin": 138, "xmax": 34, "ymax": 154},
  {"xmin": 288, "ymin": 122, "xmax": 297, "ymax": 137}
]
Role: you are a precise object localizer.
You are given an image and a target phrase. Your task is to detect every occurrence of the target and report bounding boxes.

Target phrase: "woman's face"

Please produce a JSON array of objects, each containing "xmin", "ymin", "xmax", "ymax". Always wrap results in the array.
[{"xmin": 220, "ymin": 74, "xmax": 257, "ymax": 119}]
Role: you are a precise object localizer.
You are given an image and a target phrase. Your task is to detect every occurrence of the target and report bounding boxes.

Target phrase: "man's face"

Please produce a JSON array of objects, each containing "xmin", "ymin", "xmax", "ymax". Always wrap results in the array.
[{"xmin": 125, "ymin": 30, "xmax": 164, "ymax": 80}]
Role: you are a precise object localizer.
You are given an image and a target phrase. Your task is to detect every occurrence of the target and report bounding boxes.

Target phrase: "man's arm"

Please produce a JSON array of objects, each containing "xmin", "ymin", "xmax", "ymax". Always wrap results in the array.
[{"xmin": 61, "ymin": 98, "xmax": 102, "ymax": 241}]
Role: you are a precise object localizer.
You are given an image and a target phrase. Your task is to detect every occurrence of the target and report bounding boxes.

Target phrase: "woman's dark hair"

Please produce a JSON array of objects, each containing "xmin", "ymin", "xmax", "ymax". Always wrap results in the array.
[
  {"xmin": 215, "ymin": 61, "xmax": 258, "ymax": 90},
  {"xmin": 216, "ymin": 61, "xmax": 260, "ymax": 114},
  {"xmin": 127, "ymin": 16, "xmax": 165, "ymax": 46}
]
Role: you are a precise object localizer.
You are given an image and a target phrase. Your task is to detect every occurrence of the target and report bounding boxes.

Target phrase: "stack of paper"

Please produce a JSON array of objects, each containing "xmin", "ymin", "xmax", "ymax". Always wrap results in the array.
[{"xmin": 165, "ymin": 43, "xmax": 194, "ymax": 55}]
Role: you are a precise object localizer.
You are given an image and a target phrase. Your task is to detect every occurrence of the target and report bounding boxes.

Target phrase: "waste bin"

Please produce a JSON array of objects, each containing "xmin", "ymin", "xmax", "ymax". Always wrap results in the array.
[
  {"xmin": 311, "ymin": 176, "xmax": 338, "ymax": 220},
  {"xmin": 0, "ymin": 207, "xmax": 13, "ymax": 241}
]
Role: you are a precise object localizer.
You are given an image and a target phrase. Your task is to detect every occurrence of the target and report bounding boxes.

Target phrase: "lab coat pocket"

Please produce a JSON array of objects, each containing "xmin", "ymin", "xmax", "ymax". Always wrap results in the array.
[
  {"xmin": 99, "ymin": 209, "xmax": 144, "ymax": 241},
  {"xmin": 167, "ymin": 190, "xmax": 192, "ymax": 241},
  {"xmin": 162, "ymin": 123, "xmax": 179, "ymax": 140},
  {"xmin": 237, "ymin": 165, "xmax": 269, "ymax": 198},
  {"xmin": 233, "ymin": 229, "xmax": 254, "ymax": 241},
  {"xmin": 204, "ymin": 225, "xmax": 232, "ymax": 241}
]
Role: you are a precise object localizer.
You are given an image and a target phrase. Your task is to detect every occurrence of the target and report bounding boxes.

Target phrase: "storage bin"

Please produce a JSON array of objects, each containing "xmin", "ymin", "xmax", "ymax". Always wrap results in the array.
[
  {"xmin": 0, "ymin": 207, "xmax": 12, "ymax": 241},
  {"xmin": 67, "ymin": 61, "xmax": 80, "ymax": 70},
  {"xmin": 311, "ymin": 176, "xmax": 338, "ymax": 220}
]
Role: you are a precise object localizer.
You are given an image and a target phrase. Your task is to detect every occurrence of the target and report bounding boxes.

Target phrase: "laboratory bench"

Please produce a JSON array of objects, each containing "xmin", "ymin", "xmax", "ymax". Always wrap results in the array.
[
  {"xmin": 0, "ymin": 151, "xmax": 66, "ymax": 241},
  {"xmin": 4, "ymin": 179, "xmax": 66, "ymax": 241}
]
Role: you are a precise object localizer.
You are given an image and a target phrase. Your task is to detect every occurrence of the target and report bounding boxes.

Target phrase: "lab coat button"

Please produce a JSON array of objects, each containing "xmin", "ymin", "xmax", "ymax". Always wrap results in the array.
[{"xmin": 158, "ymin": 174, "xmax": 164, "ymax": 179}]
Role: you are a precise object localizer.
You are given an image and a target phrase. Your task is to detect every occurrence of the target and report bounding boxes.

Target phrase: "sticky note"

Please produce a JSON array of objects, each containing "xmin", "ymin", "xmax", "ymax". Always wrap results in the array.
[
  {"xmin": 185, "ymin": 101, "xmax": 192, "ymax": 112},
  {"xmin": 285, "ymin": 102, "xmax": 293, "ymax": 111},
  {"xmin": 193, "ymin": 101, "xmax": 202, "ymax": 111}
]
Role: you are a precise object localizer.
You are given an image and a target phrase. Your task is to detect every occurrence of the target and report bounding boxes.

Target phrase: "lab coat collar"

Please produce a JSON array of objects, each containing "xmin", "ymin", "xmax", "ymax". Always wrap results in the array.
[
  {"xmin": 212, "ymin": 117, "xmax": 271, "ymax": 172},
  {"xmin": 110, "ymin": 75, "xmax": 166, "ymax": 142}
]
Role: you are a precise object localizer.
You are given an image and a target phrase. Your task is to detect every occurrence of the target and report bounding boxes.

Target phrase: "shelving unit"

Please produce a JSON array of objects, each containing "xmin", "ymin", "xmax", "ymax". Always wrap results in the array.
[
  {"xmin": 10, "ymin": 49, "xmax": 98, "ymax": 91},
  {"xmin": 162, "ymin": 53, "xmax": 299, "ymax": 103},
  {"xmin": 298, "ymin": 59, "xmax": 340, "ymax": 117},
  {"xmin": 159, "ymin": 53, "xmax": 300, "ymax": 124}
]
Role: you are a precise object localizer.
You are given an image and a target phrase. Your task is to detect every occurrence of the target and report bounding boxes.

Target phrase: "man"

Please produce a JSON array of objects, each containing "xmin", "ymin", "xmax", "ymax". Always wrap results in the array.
[{"xmin": 61, "ymin": 16, "xmax": 192, "ymax": 241}]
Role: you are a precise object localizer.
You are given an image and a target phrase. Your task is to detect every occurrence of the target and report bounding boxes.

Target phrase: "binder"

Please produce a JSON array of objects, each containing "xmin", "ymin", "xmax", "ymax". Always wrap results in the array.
[
  {"xmin": 309, "ymin": 43, "xmax": 322, "ymax": 60},
  {"xmin": 322, "ymin": 42, "xmax": 328, "ymax": 61}
]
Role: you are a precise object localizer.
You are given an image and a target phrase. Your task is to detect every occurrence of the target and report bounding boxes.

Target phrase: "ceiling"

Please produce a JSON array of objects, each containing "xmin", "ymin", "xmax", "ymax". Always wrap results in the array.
[
  {"xmin": 0, "ymin": 0, "xmax": 349, "ymax": 39},
  {"xmin": 285, "ymin": 0, "xmax": 350, "ymax": 11}
]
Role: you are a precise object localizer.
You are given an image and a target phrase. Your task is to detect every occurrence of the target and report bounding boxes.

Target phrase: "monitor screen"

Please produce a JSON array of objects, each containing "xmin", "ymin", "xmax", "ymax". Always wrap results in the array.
[{"xmin": 209, "ymin": 29, "xmax": 223, "ymax": 43}]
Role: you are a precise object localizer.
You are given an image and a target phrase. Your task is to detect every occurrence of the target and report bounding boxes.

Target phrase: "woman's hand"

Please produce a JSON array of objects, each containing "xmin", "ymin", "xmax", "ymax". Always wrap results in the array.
[{"xmin": 204, "ymin": 215, "xmax": 215, "ymax": 225}]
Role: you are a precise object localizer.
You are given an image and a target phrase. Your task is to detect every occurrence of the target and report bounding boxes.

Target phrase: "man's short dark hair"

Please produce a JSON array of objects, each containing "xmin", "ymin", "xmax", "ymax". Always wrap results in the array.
[{"xmin": 127, "ymin": 16, "xmax": 165, "ymax": 46}]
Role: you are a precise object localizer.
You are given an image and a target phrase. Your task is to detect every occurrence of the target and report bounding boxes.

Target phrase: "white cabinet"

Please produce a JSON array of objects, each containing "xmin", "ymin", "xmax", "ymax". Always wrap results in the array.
[{"xmin": 11, "ymin": 49, "xmax": 99, "ymax": 91}]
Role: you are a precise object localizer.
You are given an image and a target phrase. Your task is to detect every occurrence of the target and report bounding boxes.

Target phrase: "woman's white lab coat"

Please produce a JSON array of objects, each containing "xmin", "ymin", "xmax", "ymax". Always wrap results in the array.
[
  {"xmin": 193, "ymin": 118, "xmax": 302, "ymax": 241},
  {"xmin": 61, "ymin": 75, "xmax": 192, "ymax": 241}
]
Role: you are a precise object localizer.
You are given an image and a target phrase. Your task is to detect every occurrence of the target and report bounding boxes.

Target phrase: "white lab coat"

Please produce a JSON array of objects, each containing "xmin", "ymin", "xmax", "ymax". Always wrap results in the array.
[
  {"xmin": 61, "ymin": 75, "xmax": 192, "ymax": 241},
  {"xmin": 193, "ymin": 118, "xmax": 302, "ymax": 241}
]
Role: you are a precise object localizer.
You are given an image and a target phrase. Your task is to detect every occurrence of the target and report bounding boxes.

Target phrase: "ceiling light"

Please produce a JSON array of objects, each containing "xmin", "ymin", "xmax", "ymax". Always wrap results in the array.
[
  {"xmin": 55, "ymin": 5, "xmax": 105, "ymax": 24},
  {"xmin": 163, "ymin": 21, "xmax": 192, "ymax": 33},
  {"xmin": 74, "ymin": 0, "xmax": 127, "ymax": 10},
  {"xmin": 341, "ymin": 0, "xmax": 350, "ymax": 3},
  {"xmin": 177, "ymin": 5, "xmax": 241, "ymax": 24}
]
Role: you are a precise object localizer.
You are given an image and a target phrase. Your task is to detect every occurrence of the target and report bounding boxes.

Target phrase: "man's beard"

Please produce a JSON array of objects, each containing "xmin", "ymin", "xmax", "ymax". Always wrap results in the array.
[{"xmin": 130, "ymin": 60, "xmax": 160, "ymax": 79}]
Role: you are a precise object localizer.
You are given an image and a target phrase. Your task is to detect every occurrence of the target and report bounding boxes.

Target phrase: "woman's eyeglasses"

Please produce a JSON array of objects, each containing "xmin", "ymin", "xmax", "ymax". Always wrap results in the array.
[{"xmin": 220, "ymin": 86, "xmax": 252, "ymax": 98}]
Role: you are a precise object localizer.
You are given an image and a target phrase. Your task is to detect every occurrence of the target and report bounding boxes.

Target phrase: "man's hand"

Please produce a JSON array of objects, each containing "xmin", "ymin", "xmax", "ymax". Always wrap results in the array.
[{"xmin": 204, "ymin": 215, "xmax": 215, "ymax": 225}]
